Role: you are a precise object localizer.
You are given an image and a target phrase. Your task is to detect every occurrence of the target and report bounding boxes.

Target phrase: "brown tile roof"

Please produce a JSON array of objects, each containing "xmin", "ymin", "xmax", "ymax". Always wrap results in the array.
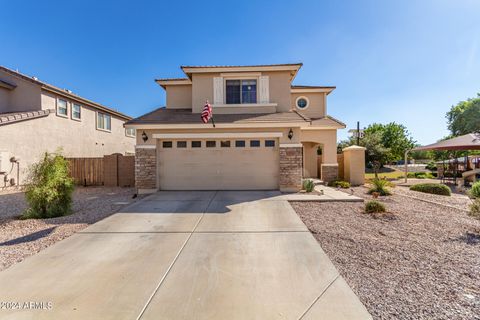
[
  {"xmin": 291, "ymin": 85, "xmax": 336, "ymax": 89},
  {"xmin": 0, "ymin": 109, "xmax": 53, "ymax": 126},
  {"xmin": 181, "ymin": 63, "xmax": 303, "ymax": 69},
  {"xmin": 154, "ymin": 77, "xmax": 190, "ymax": 82},
  {"xmin": 310, "ymin": 115, "xmax": 346, "ymax": 128},
  {"xmin": 126, "ymin": 108, "xmax": 310, "ymax": 125},
  {"xmin": 0, "ymin": 66, "xmax": 131, "ymax": 120}
]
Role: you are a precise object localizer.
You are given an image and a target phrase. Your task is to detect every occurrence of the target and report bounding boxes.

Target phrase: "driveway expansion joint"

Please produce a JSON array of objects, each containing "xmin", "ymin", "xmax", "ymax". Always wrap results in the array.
[
  {"xmin": 135, "ymin": 190, "xmax": 218, "ymax": 320},
  {"xmin": 297, "ymin": 274, "xmax": 340, "ymax": 319}
]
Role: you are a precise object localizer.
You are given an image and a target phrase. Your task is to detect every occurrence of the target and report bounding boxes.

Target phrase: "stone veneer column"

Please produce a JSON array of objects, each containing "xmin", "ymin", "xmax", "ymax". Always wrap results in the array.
[
  {"xmin": 321, "ymin": 164, "xmax": 339, "ymax": 183},
  {"xmin": 135, "ymin": 145, "xmax": 157, "ymax": 194},
  {"xmin": 279, "ymin": 144, "xmax": 303, "ymax": 192}
]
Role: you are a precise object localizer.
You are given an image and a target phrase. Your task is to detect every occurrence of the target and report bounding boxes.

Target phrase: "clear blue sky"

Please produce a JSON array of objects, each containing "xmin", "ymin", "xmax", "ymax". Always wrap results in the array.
[{"xmin": 1, "ymin": 0, "xmax": 479, "ymax": 144}]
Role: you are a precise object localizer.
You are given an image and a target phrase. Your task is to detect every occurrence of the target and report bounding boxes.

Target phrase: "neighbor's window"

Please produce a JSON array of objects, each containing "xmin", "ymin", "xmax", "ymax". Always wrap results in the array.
[
  {"xmin": 72, "ymin": 103, "xmax": 81, "ymax": 120},
  {"xmin": 57, "ymin": 99, "xmax": 68, "ymax": 116},
  {"xmin": 265, "ymin": 140, "xmax": 275, "ymax": 147},
  {"xmin": 97, "ymin": 112, "xmax": 111, "ymax": 131},
  {"xmin": 235, "ymin": 140, "xmax": 245, "ymax": 147},
  {"xmin": 220, "ymin": 140, "xmax": 230, "ymax": 148},
  {"xmin": 250, "ymin": 140, "xmax": 260, "ymax": 147},
  {"xmin": 177, "ymin": 141, "xmax": 187, "ymax": 148},
  {"xmin": 192, "ymin": 141, "xmax": 202, "ymax": 148},
  {"xmin": 206, "ymin": 141, "xmax": 216, "ymax": 148},
  {"xmin": 125, "ymin": 128, "xmax": 135, "ymax": 137},
  {"xmin": 226, "ymin": 79, "xmax": 257, "ymax": 104},
  {"xmin": 162, "ymin": 141, "xmax": 172, "ymax": 148}
]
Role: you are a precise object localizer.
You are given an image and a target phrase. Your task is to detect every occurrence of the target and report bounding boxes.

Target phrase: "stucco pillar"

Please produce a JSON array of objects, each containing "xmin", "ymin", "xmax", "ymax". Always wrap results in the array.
[
  {"xmin": 135, "ymin": 145, "xmax": 157, "ymax": 194},
  {"xmin": 342, "ymin": 145, "xmax": 366, "ymax": 186},
  {"xmin": 279, "ymin": 144, "xmax": 303, "ymax": 192}
]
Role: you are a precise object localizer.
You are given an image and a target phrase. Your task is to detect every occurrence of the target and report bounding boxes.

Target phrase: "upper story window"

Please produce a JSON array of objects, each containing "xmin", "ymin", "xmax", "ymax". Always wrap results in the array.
[
  {"xmin": 97, "ymin": 112, "xmax": 111, "ymax": 131},
  {"xmin": 72, "ymin": 103, "xmax": 81, "ymax": 120},
  {"xmin": 226, "ymin": 79, "xmax": 257, "ymax": 104},
  {"xmin": 125, "ymin": 128, "xmax": 135, "ymax": 137},
  {"xmin": 57, "ymin": 99, "xmax": 68, "ymax": 117},
  {"xmin": 295, "ymin": 96, "xmax": 309, "ymax": 110}
]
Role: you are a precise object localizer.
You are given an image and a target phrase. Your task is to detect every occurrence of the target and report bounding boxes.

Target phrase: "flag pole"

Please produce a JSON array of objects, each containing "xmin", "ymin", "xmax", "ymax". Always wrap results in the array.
[{"xmin": 211, "ymin": 116, "xmax": 215, "ymax": 128}]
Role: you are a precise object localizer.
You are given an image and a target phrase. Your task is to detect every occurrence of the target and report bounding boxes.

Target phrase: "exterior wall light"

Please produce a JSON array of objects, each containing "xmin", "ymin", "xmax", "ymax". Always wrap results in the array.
[
  {"xmin": 142, "ymin": 131, "xmax": 148, "ymax": 142},
  {"xmin": 288, "ymin": 128, "xmax": 294, "ymax": 140}
]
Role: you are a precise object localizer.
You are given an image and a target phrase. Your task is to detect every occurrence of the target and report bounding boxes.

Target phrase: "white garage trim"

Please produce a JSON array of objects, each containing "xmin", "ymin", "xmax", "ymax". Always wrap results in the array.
[
  {"xmin": 280, "ymin": 143, "xmax": 303, "ymax": 148},
  {"xmin": 152, "ymin": 132, "xmax": 283, "ymax": 139},
  {"xmin": 135, "ymin": 145, "xmax": 156, "ymax": 149}
]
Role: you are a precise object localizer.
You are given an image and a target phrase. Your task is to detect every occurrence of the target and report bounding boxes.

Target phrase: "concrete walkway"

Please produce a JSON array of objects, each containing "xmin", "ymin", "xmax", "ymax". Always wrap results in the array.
[{"xmin": 0, "ymin": 191, "xmax": 371, "ymax": 319}]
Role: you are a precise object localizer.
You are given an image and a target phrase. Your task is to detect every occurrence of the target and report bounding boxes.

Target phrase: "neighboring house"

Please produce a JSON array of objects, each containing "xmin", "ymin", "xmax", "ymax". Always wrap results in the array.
[
  {"xmin": 0, "ymin": 66, "xmax": 135, "ymax": 185},
  {"xmin": 126, "ymin": 63, "xmax": 345, "ymax": 193}
]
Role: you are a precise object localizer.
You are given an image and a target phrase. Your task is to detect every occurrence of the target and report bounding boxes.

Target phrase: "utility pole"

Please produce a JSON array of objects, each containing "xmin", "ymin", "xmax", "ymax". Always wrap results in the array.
[{"xmin": 356, "ymin": 121, "xmax": 360, "ymax": 145}]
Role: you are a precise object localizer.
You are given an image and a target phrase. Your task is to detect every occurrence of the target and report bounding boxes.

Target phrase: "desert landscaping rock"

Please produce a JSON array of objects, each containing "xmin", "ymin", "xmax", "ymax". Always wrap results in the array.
[
  {"xmin": 0, "ymin": 187, "xmax": 140, "ymax": 271},
  {"xmin": 291, "ymin": 187, "xmax": 480, "ymax": 320}
]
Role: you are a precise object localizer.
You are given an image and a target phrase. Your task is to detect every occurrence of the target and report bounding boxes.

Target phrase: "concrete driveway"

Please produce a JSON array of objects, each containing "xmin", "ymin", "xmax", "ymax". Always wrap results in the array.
[{"xmin": 0, "ymin": 191, "xmax": 371, "ymax": 319}]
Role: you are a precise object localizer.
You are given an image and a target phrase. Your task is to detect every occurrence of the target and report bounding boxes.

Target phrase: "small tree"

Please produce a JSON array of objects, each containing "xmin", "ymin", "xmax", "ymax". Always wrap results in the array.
[{"xmin": 23, "ymin": 152, "xmax": 74, "ymax": 219}]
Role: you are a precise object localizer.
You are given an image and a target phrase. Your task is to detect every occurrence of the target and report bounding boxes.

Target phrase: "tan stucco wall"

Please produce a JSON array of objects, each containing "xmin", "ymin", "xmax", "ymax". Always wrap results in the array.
[
  {"xmin": 303, "ymin": 142, "xmax": 318, "ymax": 178},
  {"xmin": 291, "ymin": 92, "xmax": 326, "ymax": 118},
  {"xmin": 191, "ymin": 73, "xmax": 216, "ymax": 113},
  {"xmin": 300, "ymin": 129, "xmax": 337, "ymax": 164},
  {"xmin": 343, "ymin": 146, "xmax": 366, "ymax": 185},
  {"xmin": 188, "ymin": 70, "xmax": 293, "ymax": 113},
  {"xmin": 0, "ymin": 107, "xmax": 135, "ymax": 184},
  {"xmin": 0, "ymin": 70, "xmax": 42, "ymax": 113},
  {"xmin": 264, "ymin": 71, "xmax": 291, "ymax": 112},
  {"xmin": 166, "ymin": 85, "xmax": 192, "ymax": 109}
]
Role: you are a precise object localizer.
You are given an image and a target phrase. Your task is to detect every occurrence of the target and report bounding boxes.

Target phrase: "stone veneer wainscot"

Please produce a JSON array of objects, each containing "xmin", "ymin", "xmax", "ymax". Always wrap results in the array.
[
  {"xmin": 279, "ymin": 145, "xmax": 303, "ymax": 192},
  {"xmin": 135, "ymin": 146, "xmax": 157, "ymax": 192}
]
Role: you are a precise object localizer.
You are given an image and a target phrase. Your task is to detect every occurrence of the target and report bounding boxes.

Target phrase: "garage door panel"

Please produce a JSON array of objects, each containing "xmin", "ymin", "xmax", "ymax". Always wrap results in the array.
[{"xmin": 158, "ymin": 139, "xmax": 279, "ymax": 190}]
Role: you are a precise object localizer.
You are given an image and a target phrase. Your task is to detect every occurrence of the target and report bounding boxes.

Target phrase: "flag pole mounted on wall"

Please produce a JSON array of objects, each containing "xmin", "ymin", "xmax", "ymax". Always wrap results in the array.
[{"xmin": 201, "ymin": 100, "xmax": 215, "ymax": 128}]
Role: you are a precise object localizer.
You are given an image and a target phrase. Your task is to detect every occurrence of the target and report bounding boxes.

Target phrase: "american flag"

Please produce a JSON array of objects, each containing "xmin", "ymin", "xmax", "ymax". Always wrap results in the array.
[{"xmin": 201, "ymin": 101, "xmax": 213, "ymax": 124}]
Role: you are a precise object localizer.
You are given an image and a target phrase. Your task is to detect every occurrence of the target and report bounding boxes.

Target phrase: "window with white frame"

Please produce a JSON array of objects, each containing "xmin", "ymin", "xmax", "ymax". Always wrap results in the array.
[
  {"xmin": 125, "ymin": 128, "xmax": 135, "ymax": 137},
  {"xmin": 226, "ymin": 79, "xmax": 257, "ymax": 104},
  {"xmin": 57, "ymin": 99, "xmax": 68, "ymax": 116},
  {"xmin": 72, "ymin": 103, "xmax": 81, "ymax": 120},
  {"xmin": 97, "ymin": 112, "xmax": 111, "ymax": 131}
]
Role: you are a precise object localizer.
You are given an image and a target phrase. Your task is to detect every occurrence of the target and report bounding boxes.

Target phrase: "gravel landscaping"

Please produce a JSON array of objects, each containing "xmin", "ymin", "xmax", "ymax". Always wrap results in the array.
[
  {"xmin": 0, "ymin": 187, "xmax": 140, "ymax": 271},
  {"xmin": 291, "ymin": 186, "xmax": 480, "ymax": 320}
]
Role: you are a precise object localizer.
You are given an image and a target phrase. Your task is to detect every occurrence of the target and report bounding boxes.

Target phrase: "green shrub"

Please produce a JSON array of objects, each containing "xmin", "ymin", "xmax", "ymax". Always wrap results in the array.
[
  {"xmin": 469, "ymin": 199, "xmax": 480, "ymax": 219},
  {"xmin": 327, "ymin": 180, "xmax": 351, "ymax": 188},
  {"xmin": 425, "ymin": 161, "xmax": 437, "ymax": 171},
  {"xmin": 303, "ymin": 179, "xmax": 315, "ymax": 193},
  {"xmin": 469, "ymin": 181, "xmax": 480, "ymax": 198},
  {"xmin": 365, "ymin": 200, "xmax": 386, "ymax": 214},
  {"xmin": 368, "ymin": 178, "xmax": 392, "ymax": 196},
  {"xmin": 23, "ymin": 152, "xmax": 74, "ymax": 219},
  {"xmin": 409, "ymin": 183, "xmax": 451, "ymax": 196},
  {"xmin": 405, "ymin": 172, "xmax": 435, "ymax": 179}
]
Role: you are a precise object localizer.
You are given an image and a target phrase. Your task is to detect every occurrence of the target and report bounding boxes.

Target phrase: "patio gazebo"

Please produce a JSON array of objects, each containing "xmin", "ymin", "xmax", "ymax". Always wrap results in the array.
[{"xmin": 405, "ymin": 132, "xmax": 480, "ymax": 184}]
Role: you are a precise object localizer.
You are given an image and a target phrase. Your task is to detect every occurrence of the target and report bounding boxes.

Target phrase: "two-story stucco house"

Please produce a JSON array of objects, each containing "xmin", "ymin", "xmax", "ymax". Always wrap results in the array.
[
  {"xmin": 126, "ymin": 63, "xmax": 345, "ymax": 193},
  {"xmin": 0, "ymin": 66, "xmax": 135, "ymax": 185}
]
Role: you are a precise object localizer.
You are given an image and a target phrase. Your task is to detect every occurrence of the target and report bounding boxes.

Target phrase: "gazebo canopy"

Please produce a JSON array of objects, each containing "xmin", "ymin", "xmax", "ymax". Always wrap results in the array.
[{"xmin": 413, "ymin": 132, "xmax": 480, "ymax": 151}]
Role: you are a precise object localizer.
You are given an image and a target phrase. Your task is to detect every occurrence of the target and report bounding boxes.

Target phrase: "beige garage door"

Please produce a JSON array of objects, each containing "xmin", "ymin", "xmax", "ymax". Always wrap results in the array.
[{"xmin": 158, "ymin": 138, "xmax": 279, "ymax": 190}]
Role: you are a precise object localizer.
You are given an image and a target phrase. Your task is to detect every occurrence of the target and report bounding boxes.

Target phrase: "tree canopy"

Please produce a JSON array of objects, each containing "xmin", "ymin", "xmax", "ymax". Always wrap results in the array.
[
  {"xmin": 446, "ymin": 94, "xmax": 480, "ymax": 136},
  {"xmin": 339, "ymin": 122, "xmax": 416, "ymax": 164}
]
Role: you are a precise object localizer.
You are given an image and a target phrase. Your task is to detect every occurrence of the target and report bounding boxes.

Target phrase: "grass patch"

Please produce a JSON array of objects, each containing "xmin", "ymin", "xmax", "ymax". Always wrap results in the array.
[{"xmin": 365, "ymin": 171, "xmax": 404, "ymax": 180}]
